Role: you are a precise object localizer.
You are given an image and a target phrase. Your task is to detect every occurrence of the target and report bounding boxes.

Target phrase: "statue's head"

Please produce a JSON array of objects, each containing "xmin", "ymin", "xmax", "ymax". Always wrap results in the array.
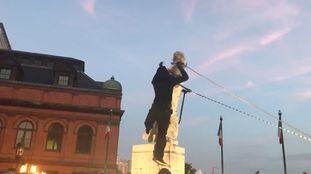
[
  {"xmin": 169, "ymin": 51, "xmax": 186, "ymax": 75},
  {"xmin": 172, "ymin": 51, "xmax": 186, "ymax": 64}
]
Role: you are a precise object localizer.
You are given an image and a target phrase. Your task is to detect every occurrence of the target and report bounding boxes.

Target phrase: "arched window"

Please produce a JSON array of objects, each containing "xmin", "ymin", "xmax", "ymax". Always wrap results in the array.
[
  {"xmin": 15, "ymin": 121, "xmax": 34, "ymax": 148},
  {"xmin": 46, "ymin": 123, "xmax": 64, "ymax": 151},
  {"xmin": 76, "ymin": 125, "xmax": 93, "ymax": 154}
]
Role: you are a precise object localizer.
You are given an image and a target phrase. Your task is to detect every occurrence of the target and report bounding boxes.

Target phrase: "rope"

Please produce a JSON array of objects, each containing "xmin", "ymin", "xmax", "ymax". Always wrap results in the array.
[
  {"xmin": 188, "ymin": 89, "xmax": 311, "ymax": 142},
  {"xmin": 186, "ymin": 65, "xmax": 311, "ymax": 142}
]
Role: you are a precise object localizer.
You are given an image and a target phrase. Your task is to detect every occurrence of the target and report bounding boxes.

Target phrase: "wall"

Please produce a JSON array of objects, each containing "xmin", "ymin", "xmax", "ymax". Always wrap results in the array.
[{"xmin": 0, "ymin": 82, "xmax": 123, "ymax": 174}]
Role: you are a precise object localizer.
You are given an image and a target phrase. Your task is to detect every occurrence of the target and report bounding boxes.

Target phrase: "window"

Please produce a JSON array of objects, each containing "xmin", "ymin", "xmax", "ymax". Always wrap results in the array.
[
  {"xmin": 15, "ymin": 121, "xmax": 34, "ymax": 148},
  {"xmin": 76, "ymin": 125, "xmax": 93, "ymax": 154},
  {"xmin": 46, "ymin": 123, "xmax": 64, "ymax": 151},
  {"xmin": 58, "ymin": 75, "xmax": 69, "ymax": 86},
  {"xmin": 46, "ymin": 61, "xmax": 54, "ymax": 67},
  {"xmin": 73, "ymin": 65, "xmax": 80, "ymax": 70},
  {"xmin": 22, "ymin": 58, "xmax": 30, "ymax": 64},
  {"xmin": 34, "ymin": 60, "xmax": 42, "ymax": 66},
  {"xmin": 0, "ymin": 68, "xmax": 12, "ymax": 79}
]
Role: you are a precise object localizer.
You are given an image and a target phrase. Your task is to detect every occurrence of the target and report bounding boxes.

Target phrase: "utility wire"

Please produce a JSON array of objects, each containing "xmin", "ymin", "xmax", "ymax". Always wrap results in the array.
[{"xmin": 186, "ymin": 65, "xmax": 311, "ymax": 141}]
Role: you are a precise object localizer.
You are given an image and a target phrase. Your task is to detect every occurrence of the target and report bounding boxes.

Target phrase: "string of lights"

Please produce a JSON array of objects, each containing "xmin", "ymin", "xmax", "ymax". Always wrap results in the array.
[{"xmin": 185, "ymin": 65, "xmax": 311, "ymax": 142}]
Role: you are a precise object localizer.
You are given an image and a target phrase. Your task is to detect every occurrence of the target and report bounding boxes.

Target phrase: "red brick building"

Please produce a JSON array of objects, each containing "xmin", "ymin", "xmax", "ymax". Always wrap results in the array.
[{"xmin": 0, "ymin": 24, "xmax": 124, "ymax": 174}]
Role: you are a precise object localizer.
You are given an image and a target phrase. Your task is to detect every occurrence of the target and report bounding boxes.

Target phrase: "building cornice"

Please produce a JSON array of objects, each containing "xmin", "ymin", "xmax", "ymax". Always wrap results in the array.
[
  {"xmin": 0, "ymin": 80, "xmax": 122, "ymax": 97},
  {"xmin": 0, "ymin": 98, "xmax": 124, "ymax": 118}
]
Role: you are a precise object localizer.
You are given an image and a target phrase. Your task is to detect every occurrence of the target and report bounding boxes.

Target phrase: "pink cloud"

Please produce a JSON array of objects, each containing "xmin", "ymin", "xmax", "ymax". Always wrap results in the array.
[
  {"xmin": 196, "ymin": 44, "xmax": 253, "ymax": 73},
  {"xmin": 187, "ymin": 0, "xmax": 299, "ymax": 80},
  {"xmin": 214, "ymin": 31, "xmax": 232, "ymax": 41},
  {"xmin": 265, "ymin": 0, "xmax": 299, "ymax": 21},
  {"xmin": 272, "ymin": 65, "xmax": 311, "ymax": 82},
  {"xmin": 182, "ymin": 0, "xmax": 199, "ymax": 22},
  {"xmin": 243, "ymin": 81, "xmax": 255, "ymax": 88},
  {"xmin": 234, "ymin": 0, "xmax": 299, "ymax": 21},
  {"xmin": 80, "ymin": 0, "xmax": 96, "ymax": 17},
  {"xmin": 207, "ymin": 0, "xmax": 299, "ymax": 42},
  {"xmin": 193, "ymin": 27, "xmax": 294, "ymax": 76},
  {"xmin": 297, "ymin": 90, "xmax": 311, "ymax": 100},
  {"xmin": 260, "ymin": 27, "xmax": 291, "ymax": 46}
]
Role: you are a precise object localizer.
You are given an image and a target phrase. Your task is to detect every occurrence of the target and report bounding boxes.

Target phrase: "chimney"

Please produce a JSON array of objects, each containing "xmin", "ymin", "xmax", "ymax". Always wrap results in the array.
[{"xmin": 0, "ymin": 23, "xmax": 12, "ymax": 50}]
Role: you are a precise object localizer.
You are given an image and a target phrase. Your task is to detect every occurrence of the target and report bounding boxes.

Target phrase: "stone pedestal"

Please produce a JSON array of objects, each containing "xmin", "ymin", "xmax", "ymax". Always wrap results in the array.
[{"xmin": 131, "ymin": 144, "xmax": 185, "ymax": 174}]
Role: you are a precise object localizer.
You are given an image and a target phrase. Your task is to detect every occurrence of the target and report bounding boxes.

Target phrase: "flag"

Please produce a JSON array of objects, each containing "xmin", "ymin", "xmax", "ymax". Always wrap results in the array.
[
  {"xmin": 278, "ymin": 119, "xmax": 283, "ymax": 144},
  {"xmin": 217, "ymin": 120, "xmax": 223, "ymax": 146}
]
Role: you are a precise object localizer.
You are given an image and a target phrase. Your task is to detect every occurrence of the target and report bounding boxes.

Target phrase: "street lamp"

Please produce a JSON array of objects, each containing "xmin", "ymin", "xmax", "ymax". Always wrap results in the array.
[
  {"xmin": 19, "ymin": 164, "xmax": 45, "ymax": 174},
  {"xmin": 19, "ymin": 164, "xmax": 27, "ymax": 173},
  {"xmin": 14, "ymin": 142, "xmax": 45, "ymax": 174},
  {"xmin": 15, "ymin": 142, "xmax": 25, "ymax": 174},
  {"xmin": 16, "ymin": 142, "xmax": 24, "ymax": 160}
]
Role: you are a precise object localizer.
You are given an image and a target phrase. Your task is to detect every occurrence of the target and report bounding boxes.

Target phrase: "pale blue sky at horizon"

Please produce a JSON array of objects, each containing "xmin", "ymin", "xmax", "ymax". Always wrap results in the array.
[{"xmin": 1, "ymin": 0, "xmax": 311, "ymax": 173}]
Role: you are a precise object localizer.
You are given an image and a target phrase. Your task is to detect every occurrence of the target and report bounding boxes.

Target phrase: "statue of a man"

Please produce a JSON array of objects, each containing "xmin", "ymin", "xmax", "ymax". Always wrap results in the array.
[
  {"xmin": 143, "ymin": 51, "xmax": 189, "ymax": 165},
  {"xmin": 166, "ymin": 51, "xmax": 186, "ymax": 145}
]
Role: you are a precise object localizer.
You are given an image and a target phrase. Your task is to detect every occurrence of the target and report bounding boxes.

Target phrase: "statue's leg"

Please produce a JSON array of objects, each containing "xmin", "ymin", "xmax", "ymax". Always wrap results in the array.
[
  {"xmin": 167, "ymin": 113, "xmax": 179, "ymax": 141},
  {"xmin": 144, "ymin": 104, "xmax": 157, "ymax": 134},
  {"xmin": 153, "ymin": 109, "xmax": 171, "ymax": 160}
]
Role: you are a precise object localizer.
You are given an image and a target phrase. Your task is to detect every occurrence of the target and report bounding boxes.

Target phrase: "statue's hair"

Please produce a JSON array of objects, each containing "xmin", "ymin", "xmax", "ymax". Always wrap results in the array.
[
  {"xmin": 169, "ymin": 51, "xmax": 186, "ymax": 75},
  {"xmin": 173, "ymin": 51, "xmax": 185, "ymax": 63}
]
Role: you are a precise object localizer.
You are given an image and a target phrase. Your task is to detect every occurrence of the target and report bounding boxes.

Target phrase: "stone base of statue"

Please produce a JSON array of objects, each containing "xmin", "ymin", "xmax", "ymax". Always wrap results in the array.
[{"xmin": 131, "ymin": 144, "xmax": 185, "ymax": 174}]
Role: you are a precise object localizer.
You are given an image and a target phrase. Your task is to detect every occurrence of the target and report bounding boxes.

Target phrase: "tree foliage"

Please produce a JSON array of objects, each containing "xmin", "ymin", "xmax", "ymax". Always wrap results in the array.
[{"xmin": 185, "ymin": 163, "xmax": 197, "ymax": 174}]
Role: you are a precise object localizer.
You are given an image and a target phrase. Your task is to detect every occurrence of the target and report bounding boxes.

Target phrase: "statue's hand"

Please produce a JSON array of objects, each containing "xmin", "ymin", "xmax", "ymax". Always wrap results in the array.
[{"xmin": 176, "ymin": 61, "xmax": 186, "ymax": 69}]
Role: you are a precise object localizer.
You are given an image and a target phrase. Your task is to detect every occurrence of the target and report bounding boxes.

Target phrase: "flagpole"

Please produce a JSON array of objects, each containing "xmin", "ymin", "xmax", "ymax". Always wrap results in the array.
[
  {"xmin": 220, "ymin": 117, "xmax": 224, "ymax": 174},
  {"xmin": 279, "ymin": 110, "xmax": 287, "ymax": 174},
  {"xmin": 104, "ymin": 109, "xmax": 112, "ymax": 174}
]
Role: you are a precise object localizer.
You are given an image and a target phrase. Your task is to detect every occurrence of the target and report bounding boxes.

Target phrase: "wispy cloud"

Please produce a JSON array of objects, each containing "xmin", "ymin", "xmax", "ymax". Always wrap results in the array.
[
  {"xmin": 199, "ymin": 80, "xmax": 257, "ymax": 97},
  {"xmin": 196, "ymin": 45, "xmax": 253, "ymax": 73},
  {"xmin": 260, "ymin": 27, "xmax": 291, "ymax": 46},
  {"xmin": 213, "ymin": 31, "xmax": 232, "ymax": 41},
  {"xmin": 195, "ymin": 26, "xmax": 293, "ymax": 75},
  {"xmin": 263, "ymin": 0, "xmax": 299, "ymax": 21},
  {"xmin": 243, "ymin": 81, "xmax": 256, "ymax": 89},
  {"xmin": 229, "ymin": 0, "xmax": 299, "ymax": 22},
  {"xmin": 207, "ymin": 0, "xmax": 299, "ymax": 43},
  {"xmin": 297, "ymin": 90, "xmax": 311, "ymax": 100},
  {"xmin": 182, "ymin": 0, "xmax": 199, "ymax": 22},
  {"xmin": 188, "ymin": 0, "xmax": 299, "ymax": 76},
  {"xmin": 80, "ymin": 0, "xmax": 96, "ymax": 17},
  {"xmin": 272, "ymin": 65, "xmax": 311, "ymax": 82}
]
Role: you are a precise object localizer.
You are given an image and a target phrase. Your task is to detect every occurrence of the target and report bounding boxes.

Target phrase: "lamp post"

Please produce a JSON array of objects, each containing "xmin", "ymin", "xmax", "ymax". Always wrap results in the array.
[
  {"xmin": 15, "ymin": 142, "xmax": 25, "ymax": 174},
  {"xmin": 18, "ymin": 163, "xmax": 45, "ymax": 174},
  {"xmin": 14, "ymin": 141, "xmax": 45, "ymax": 174}
]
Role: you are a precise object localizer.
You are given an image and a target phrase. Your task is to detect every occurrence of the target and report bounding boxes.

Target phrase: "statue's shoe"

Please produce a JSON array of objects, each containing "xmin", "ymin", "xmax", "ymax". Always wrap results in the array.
[
  {"xmin": 142, "ymin": 132, "xmax": 148, "ymax": 141},
  {"xmin": 141, "ymin": 129, "xmax": 156, "ymax": 143},
  {"xmin": 153, "ymin": 157, "xmax": 170, "ymax": 167},
  {"xmin": 148, "ymin": 128, "xmax": 155, "ymax": 143}
]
